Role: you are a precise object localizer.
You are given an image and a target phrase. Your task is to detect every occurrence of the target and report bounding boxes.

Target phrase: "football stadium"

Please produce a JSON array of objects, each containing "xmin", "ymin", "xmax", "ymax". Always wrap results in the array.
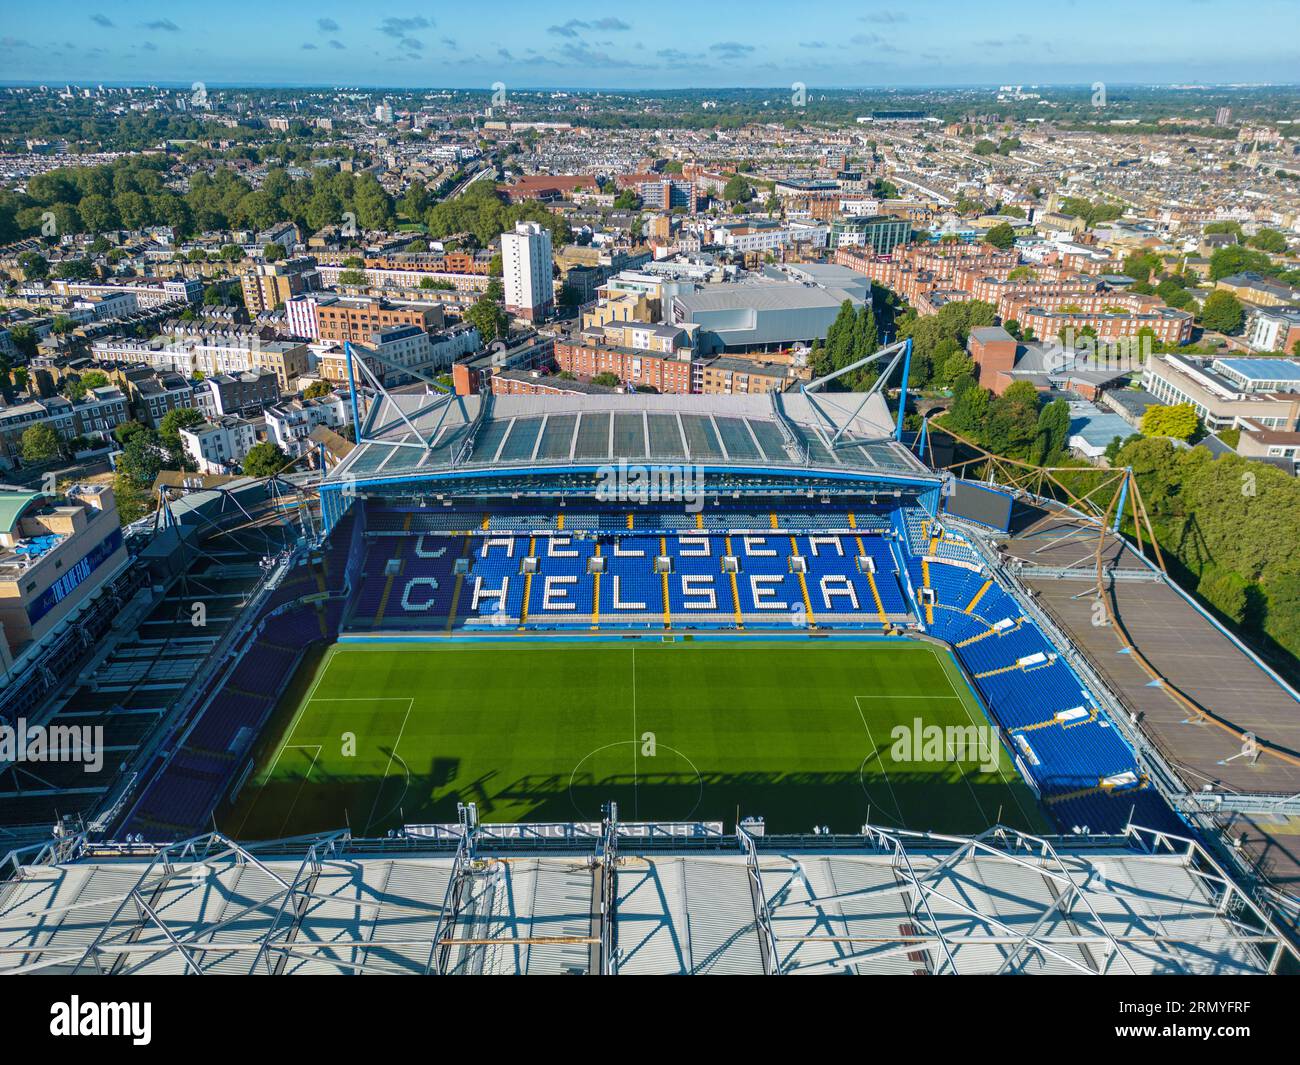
[{"xmin": 1, "ymin": 349, "xmax": 1298, "ymax": 976}]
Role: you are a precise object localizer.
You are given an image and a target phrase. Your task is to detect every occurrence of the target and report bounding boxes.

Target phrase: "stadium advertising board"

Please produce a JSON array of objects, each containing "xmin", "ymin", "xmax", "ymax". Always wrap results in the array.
[{"xmin": 26, "ymin": 529, "xmax": 124, "ymax": 626}]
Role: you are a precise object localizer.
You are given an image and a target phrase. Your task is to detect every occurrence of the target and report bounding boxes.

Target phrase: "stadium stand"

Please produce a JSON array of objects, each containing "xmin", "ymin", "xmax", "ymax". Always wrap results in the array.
[
  {"xmin": 121, "ymin": 509, "xmax": 362, "ymax": 839},
  {"xmin": 100, "ymin": 492, "xmax": 1184, "ymax": 844}
]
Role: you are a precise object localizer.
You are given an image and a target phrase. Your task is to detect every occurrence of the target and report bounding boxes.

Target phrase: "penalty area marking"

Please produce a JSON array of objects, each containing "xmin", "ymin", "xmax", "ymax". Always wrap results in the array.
[
  {"xmin": 854, "ymin": 697, "xmax": 906, "ymax": 827},
  {"xmin": 360, "ymin": 697, "xmax": 415, "ymax": 836},
  {"xmin": 275, "ymin": 745, "xmax": 322, "ymax": 838}
]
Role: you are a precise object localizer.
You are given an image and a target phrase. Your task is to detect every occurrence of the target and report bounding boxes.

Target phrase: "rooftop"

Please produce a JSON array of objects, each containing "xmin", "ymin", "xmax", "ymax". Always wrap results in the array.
[
  {"xmin": 1214, "ymin": 357, "xmax": 1300, "ymax": 383},
  {"xmin": 1, "ymin": 823, "xmax": 1289, "ymax": 975},
  {"xmin": 328, "ymin": 392, "xmax": 930, "ymax": 486}
]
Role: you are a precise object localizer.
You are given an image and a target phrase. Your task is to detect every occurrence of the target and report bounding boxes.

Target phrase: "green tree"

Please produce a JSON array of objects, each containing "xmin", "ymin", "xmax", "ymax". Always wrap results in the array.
[
  {"xmin": 983, "ymin": 223, "xmax": 1016, "ymax": 250},
  {"xmin": 1123, "ymin": 251, "xmax": 1161, "ymax": 283},
  {"xmin": 1032, "ymin": 397, "xmax": 1071, "ymax": 464},
  {"xmin": 242, "ymin": 441, "xmax": 290, "ymax": 478},
  {"xmin": 1197, "ymin": 566, "xmax": 1249, "ymax": 625},
  {"xmin": 1209, "ymin": 244, "xmax": 1274, "ymax": 281},
  {"xmin": 1246, "ymin": 228, "xmax": 1288, "ymax": 254},
  {"xmin": 1141, "ymin": 402, "xmax": 1199, "ymax": 441},
  {"xmin": 17, "ymin": 251, "xmax": 48, "ymax": 279},
  {"xmin": 465, "ymin": 295, "xmax": 508, "ymax": 344},
  {"xmin": 158, "ymin": 406, "xmax": 206, "ymax": 456},
  {"xmin": 118, "ymin": 430, "xmax": 167, "ymax": 489},
  {"xmin": 722, "ymin": 174, "xmax": 754, "ymax": 203},
  {"xmin": 20, "ymin": 423, "xmax": 61, "ymax": 464},
  {"xmin": 1200, "ymin": 290, "xmax": 1244, "ymax": 334},
  {"xmin": 948, "ymin": 382, "xmax": 991, "ymax": 434}
]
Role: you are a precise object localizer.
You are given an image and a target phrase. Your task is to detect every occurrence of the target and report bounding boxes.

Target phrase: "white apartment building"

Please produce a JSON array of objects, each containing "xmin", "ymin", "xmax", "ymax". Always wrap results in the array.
[
  {"xmin": 264, "ymin": 395, "xmax": 350, "ymax": 457},
  {"xmin": 179, "ymin": 416, "xmax": 257, "ymax": 475},
  {"xmin": 714, "ymin": 221, "xmax": 829, "ymax": 255},
  {"xmin": 501, "ymin": 221, "xmax": 555, "ymax": 322},
  {"xmin": 285, "ymin": 293, "xmax": 322, "ymax": 339},
  {"xmin": 1247, "ymin": 307, "xmax": 1300, "ymax": 354},
  {"xmin": 89, "ymin": 335, "xmax": 306, "ymax": 387},
  {"xmin": 72, "ymin": 291, "xmax": 136, "ymax": 320},
  {"xmin": 50, "ymin": 277, "xmax": 202, "ymax": 308}
]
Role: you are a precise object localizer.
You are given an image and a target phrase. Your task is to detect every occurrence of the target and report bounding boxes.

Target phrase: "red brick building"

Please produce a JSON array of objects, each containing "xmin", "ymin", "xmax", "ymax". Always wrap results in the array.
[
  {"xmin": 968, "ymin": 326, "xmax": 1020, "ymax": 394},
  {"xmin": 554, "ymin": 338, "xmax": 694, "ymax": 393}
]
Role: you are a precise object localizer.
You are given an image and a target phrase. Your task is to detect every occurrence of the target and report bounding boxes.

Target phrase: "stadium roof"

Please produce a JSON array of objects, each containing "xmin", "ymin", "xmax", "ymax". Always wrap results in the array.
[
  {"xmin": 328, "ymin": 392, "xmax": 934, "ymax": 487},
  {"xmin": 1, "ymin": 824, "xmax": 1292, "ymax": 975}
]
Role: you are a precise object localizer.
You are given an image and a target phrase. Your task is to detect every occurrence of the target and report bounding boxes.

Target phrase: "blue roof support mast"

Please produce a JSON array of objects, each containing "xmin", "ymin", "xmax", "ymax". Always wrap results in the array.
[
  {"xmin": 344, "ymin": 338, "xmax": 464, "ymax": 451},
  {"xmin": 800, "ymin": 335, "xmax": 912, "ymax": 448},
  {"xmin": 344, "ymin": 340, "xmax": 363, "ymax": 444},
  {"xmin": 894, "ymin": 337, "xmax": 913, "ymax": 443}
]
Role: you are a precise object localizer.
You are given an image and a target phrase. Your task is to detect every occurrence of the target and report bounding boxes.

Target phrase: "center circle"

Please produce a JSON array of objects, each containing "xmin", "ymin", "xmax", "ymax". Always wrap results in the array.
[{"xmin": 568, "ymin": 740, "xmax": 704, "ymax": 823}]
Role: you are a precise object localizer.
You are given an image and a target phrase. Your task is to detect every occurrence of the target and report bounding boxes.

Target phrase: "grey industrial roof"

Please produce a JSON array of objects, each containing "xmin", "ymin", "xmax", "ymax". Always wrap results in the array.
[
  {"xmin": 2, "ymin": 824, "xmax": 1290, "ymax": 975},
  {"xmin": 676, "ymin": 282, "xmax": 858, "ymax": 315}
]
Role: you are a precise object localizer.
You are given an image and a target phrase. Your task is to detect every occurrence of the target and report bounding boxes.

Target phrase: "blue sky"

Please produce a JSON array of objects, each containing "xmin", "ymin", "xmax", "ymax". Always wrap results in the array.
[{"xmin": 2, "ymin": 1, "xmax": 1297, "ymax": 89}]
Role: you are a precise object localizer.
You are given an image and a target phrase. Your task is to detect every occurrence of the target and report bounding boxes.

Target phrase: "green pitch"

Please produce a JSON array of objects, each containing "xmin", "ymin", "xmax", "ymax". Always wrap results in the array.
[{"xmin": 222, "ymin": 639, "xmax": 1049, "ymax": 839}]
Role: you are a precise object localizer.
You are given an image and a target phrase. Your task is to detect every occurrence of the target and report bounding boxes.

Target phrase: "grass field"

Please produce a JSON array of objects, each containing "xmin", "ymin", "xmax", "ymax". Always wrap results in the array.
[{"xmin": 222, "ymin": 639, "xmax": 1049, "ymax": 839}]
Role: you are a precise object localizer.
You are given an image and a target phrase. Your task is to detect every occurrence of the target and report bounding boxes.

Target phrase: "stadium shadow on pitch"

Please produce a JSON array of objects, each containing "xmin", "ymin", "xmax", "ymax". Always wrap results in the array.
[{"xmin": 224, "ymin": 764, "xmax": 1046, "ymax": 839}]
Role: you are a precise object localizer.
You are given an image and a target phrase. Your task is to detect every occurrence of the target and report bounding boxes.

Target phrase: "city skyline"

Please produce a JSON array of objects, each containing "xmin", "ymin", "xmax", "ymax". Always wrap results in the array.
[{"xmin": 3, "ymin": 0, "xmax": 1298, "ymax": 90}]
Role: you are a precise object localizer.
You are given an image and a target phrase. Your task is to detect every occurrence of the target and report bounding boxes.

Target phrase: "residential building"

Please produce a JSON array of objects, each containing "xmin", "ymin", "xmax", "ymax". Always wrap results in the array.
[
  {"xmin": 264, "ymin": 395, "xmax": 350, "ymax": 458},
  {"xmin": 251, "ymin": 341, "xmax": 311, "ymax": 392},
  {"xmin": 637, "ymin": 178, "xmax": 696, "ymax": 213},
  {"xmin": 1215, "ymin": 272, "xmax": 1300, "ymax": 309},
  {"xmin": 314, "ymin": 296, "xmax": 444, "ymax": 343},
  {"xmin": 501, "ymin": 221, "xmax": 555, "ymax": 322},
  {"xmin": 126, "ymin": 370, "xmax": 194, "ymax": 428},
  {"xmin": 239, "ymin": 258, "xmax": 319, "ymax": 315},
  {"xmin": 694, "ymin": 355, "xmax": 795, "ymax": 395},
  {"xmin": 193, "ymin": 370, "xmax": 281, "ymax": 419},
  {"xmin": 179, "ymin": 416, "xmax": 258, "ymax": 475},
  {"xmin": 1236, "ymin": 421, "xmax": 1300, "ymax": 472},
  {"xmin": 828, "ymin": 215, "xmax": 913, "ymax": 254},
  {"xmin": 1247, "ymin": 307, "xmax": 1300, "ymax": 354},
  {"xmin": 555, "ymin": 323, "xmax": 695, "ymax": 393}
]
